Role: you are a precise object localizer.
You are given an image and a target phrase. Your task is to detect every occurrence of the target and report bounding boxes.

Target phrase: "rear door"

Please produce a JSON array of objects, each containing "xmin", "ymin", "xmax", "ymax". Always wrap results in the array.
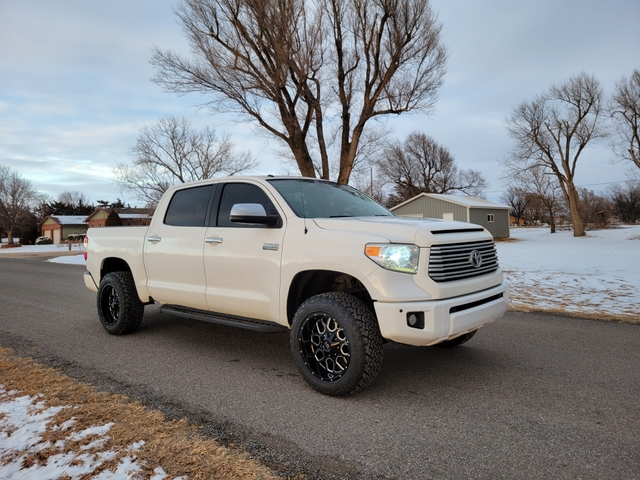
[
  {"xmin": 144, "ymin": 184, "xmax": 215, "ymax": 310},
  {"xmin": 203, "ymin": 182, "xmax": 285, "ymax": 323}
]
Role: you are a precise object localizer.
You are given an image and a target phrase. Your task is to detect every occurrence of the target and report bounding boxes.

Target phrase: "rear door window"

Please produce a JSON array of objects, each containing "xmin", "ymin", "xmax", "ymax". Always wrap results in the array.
[{"xmin": 164, "ymin": 185, "xmax": 214, "ymax": 227}]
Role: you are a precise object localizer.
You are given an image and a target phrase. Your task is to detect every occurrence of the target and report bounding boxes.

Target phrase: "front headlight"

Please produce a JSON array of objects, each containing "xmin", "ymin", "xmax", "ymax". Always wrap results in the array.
[{"xmin": 365, "ymin": 243, "xmax": 419, "ymax": 274}]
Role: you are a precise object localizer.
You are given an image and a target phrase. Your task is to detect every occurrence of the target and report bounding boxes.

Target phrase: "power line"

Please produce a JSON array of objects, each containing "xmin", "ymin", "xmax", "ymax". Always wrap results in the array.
[
  {"xmin": 575, "ymin": 180, "xmax": 629, "ymax": 187},
  {"xmin": 486, "ymin": 179, "xmax": 631, "ymax": 195}
]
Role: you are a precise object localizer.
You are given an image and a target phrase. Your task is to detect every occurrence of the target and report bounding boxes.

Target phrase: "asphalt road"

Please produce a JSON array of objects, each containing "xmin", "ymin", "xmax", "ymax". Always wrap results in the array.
[{"xmin": 1, "ymin": 256, "xmax": 638, "ymax": 479}]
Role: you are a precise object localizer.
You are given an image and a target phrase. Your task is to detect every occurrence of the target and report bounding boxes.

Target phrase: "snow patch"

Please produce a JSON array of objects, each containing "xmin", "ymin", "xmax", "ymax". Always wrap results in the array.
[
  {"xmin": 497, "ymin": 226, "xmax": 640, "ymax": 319},
  {"xmin": 0, "ymin": 387, "xmax": 185, "ymax": 479}
]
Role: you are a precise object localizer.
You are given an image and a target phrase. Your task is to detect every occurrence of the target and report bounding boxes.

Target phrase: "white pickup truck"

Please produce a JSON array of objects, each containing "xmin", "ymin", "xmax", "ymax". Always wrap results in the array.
[{"xmin": 84, "ymin": 177, "xmax": 507, "ymax": 395}]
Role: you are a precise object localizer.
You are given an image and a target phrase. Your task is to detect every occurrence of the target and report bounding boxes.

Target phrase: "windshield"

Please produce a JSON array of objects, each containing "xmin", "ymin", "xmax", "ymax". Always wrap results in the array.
[{"xmin": 269, "ymin": 179, "xmax": 393, "ymax": 219}]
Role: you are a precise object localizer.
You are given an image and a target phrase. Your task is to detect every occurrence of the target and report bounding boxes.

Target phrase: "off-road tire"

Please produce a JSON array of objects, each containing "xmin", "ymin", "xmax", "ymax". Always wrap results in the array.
[
  {"xmin": 97, "ymin": 271, "xmax": 144, "ymax": 335},
  {"xmin": 436, "ymin": 330, "xmax": 477, "ymax": 348},
  {"xmin": 291, "ymin": 292, "xmax": 383, "ymax": 396}
]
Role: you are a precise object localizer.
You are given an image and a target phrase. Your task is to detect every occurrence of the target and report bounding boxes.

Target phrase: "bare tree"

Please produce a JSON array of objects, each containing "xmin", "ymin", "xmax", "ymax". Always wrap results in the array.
[
  {"xmin": 351, "ymin": 167, "xmax": 389, "ymax": 206},
  {"xmin": 151, "ymin": 0, "xmax": 447, "ymax": 184},
  {"xmin": 0, "ymin": 165, "xmax": 46, "ymax": 246},
  {"xmin": 57, "ymin": 190, "xmax": 91, "ymax": 207},
  {"xmin": 505, "ymin": 73, "xmax": 607, "ymax": 237},
  {"xmin": 378, "ymin": 132, "xmax": 487, "ymax": 205},
  {"xmin": 114, "ymin": 116, "xmax": 256, "ymax": 205},
  {"xmin": 610, "ymin": 69, "xmax": 640, "ymax": 170},
  {"xmin": 609, "ymin": 177, "xmax": 640, "ymax": 223},
  {"xmin": 39, "ymin": 190, "xmax": 95, "ymax": 217},
  {"xmin": 500, "ymin": 186, "xmax": 530, "ymax": 226},
  {"xmin": 513, "ymin": 165, "xmax": 563, "ymax": 233},
  {"xmin": 578, "ymin": 188, "xmax": 611, "ymax": 228}
]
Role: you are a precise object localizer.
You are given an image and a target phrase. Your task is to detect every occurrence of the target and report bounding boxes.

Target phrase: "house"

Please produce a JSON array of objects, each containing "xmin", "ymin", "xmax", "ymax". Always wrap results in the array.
[
  {"xmin": 84, "ymin": 208, "xmax": 154, "ymax": 228},
  {"xmin": 390, "ymin": 193, "xmax": 511, "ymax": 238},
  {"xmin": 40, "ymin": 216, "xmax": 88, "ymax": 244},
  {"xmin": 509, "ymin": 215, "xmax": 526, "ymax": 226}
]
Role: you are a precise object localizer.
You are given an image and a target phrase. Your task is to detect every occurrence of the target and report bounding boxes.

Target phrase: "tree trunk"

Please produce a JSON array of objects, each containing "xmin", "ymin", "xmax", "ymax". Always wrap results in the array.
[
  {"xmin": 337, "ymin": 121, "xmax": 366, "ymax": 185},
  {"xmin": 567, "ymin": 184, "xmax": 585, "ymax": 236},
  {"xmin": 289, "ymin": 137, "xmax": 318, "ymax": 178},
  {"xmin": 6, "ymin": 227, "xmax": 14, "ymax": 245},
  {"xmin": 548, "ymin": 207, "xmax": 556, "ymax": 234}
]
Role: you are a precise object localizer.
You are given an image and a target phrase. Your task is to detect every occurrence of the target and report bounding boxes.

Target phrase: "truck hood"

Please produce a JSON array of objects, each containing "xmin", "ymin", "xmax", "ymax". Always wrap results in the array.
[{"xmin": 312, "ymin": 216, "xmax": 487, "ymax": 247}]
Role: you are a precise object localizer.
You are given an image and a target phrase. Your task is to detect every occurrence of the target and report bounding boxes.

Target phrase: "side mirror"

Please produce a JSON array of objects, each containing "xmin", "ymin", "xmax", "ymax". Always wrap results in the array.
[{"xmin": 230, "ymin": 203, "xmax": 279, "ymax": 226}]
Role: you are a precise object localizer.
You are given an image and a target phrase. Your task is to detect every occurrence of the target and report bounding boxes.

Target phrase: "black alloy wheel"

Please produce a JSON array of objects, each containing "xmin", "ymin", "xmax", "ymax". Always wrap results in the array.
[
  {"xmin": 97, "ymin": 271, "xmax": 144, "ymax": 335},
  {"xmin": 298, "ymin": 312, "xmax": 351, "ymax": 382},
  {"xmin": 291, "ymin": 292, "xmax": 383, "ymax": 396},
  {"xmin": 100, "ymin": 284, "xmax": 121, "ymax": 326}
]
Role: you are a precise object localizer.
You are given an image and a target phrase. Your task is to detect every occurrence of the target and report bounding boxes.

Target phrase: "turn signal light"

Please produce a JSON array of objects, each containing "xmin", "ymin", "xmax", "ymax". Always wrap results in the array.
[{"xmin": 365, "ymin": 245, "xmax": 381, "ymax": 256}]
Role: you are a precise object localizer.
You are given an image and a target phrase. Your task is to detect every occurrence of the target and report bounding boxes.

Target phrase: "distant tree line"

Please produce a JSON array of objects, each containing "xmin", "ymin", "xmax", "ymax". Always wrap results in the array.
[
  {"xmin": 501, "ymin": 178, "xmax": 640, "ymax": 232},
  {"xmin": 0, "ymin": 165, "xmax": 128, "ymax": 246}
]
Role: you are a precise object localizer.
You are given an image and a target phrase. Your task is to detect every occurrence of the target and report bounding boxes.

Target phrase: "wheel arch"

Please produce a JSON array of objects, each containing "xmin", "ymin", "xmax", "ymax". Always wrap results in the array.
[
  {"xmin": 286, "ymin": 270, "xmax": 375, "ymax": 326},
  {"xmin": 100, "ymin": 257, "xmax": 132, "ymax": 279},
  {"xmin": 99, "ymin": 257, "xmax": 152, "ymax": 304}
]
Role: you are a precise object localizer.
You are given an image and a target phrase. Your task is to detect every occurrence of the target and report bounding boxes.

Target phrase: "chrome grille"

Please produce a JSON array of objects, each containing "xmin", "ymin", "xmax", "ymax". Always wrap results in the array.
[{"xmin": 429, "ymin": 239, "xmax": 499, "ymax": 282}]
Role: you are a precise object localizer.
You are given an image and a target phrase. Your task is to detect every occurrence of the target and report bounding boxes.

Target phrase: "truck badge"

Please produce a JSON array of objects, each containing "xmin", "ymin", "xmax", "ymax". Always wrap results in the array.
[{"xmin": 469, "ymin": 250, "xmax": 482, "ymax": 268}]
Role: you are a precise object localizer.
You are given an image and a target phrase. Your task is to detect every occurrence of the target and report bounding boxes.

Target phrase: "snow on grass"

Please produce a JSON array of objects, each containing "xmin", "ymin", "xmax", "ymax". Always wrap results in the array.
[
  {"xmin": 497, "ymin": 225, "xmax": 640, "ymax": 321},
  {"xmin": 48, "ymin": 254, "xmax": 86, "ymax": 265},
  {"xmin": 0, "ymin": 386, "xmax": 184, "ymax": 479}
]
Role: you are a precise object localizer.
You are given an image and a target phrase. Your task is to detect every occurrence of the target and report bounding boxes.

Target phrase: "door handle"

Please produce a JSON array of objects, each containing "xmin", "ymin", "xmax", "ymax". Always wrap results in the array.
[
  {"xmin": 147, "ymin": 235, "xmax": 161, "ymax": 243},
  {"xmin": 205, "ymin": 237, "xmax": 223, "ymax": 245}
]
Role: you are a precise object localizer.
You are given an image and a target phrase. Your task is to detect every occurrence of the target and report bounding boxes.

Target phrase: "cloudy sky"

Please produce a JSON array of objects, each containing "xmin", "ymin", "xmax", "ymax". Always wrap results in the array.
[{"xmin": 1, "ymin": 0, "xmax": 638, "ymax": 205}]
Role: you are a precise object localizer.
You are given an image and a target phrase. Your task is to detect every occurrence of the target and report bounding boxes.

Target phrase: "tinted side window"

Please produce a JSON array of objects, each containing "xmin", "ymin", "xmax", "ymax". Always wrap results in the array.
[
  {"xmin": 164, "ymin": 185, "xmax": 213, "ymax": 227},
  {"xmin": 217, "ymin": 183, "xmax": 277, "ymax": 227}
]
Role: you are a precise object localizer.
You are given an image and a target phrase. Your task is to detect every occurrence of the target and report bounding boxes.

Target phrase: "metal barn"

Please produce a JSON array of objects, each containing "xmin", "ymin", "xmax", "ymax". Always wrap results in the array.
[{"xmin": 390, "ymin": 193, "xmax": 511, "ymax": 238}]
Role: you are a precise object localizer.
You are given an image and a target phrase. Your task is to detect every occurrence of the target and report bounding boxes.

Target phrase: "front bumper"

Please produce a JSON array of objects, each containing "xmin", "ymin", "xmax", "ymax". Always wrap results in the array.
[
  {"xmin": 373, "ymin": 283, "xmax": 508, "ymax": 346},
  {"xmin": 84, "ymin": 271, "xmax": 98, "ymax": 292}
]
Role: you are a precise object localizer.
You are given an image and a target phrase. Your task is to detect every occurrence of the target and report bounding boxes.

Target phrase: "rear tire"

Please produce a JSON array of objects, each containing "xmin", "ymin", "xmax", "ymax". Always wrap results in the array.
[
  {"xmin": 97, "ymin": 272, "xmax": 144, "ymax": 335},
  {"xmin": 291, "ymin": 292, "xmax": 383, "ymax": 396},
  {"xmin": 436, "ymin": 330, "xmax": 477, "ymax": 348}
]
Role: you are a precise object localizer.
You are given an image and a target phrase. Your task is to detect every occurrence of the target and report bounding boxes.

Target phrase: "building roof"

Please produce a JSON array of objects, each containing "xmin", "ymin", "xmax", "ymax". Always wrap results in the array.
[
  {"xmin": 118, "ymin": 213, "xmax": 153, "ymax": 219},
  {"xmin": 391, "ymin": 193, "xmax": 511, "ymax": 211},
  {"xmin": 45, "ymin": 215, "xmax": 88, "ymax": 225},
  {"xmin": 84, "ymin": 208, "xmax": 154, "ymax": 222}
]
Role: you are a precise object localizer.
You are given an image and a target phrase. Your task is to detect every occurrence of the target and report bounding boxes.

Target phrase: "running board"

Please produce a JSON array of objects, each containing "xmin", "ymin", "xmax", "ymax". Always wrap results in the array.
[{"xmin": 158, "ymin": 305, "xmax": 289, "ymax": 333}]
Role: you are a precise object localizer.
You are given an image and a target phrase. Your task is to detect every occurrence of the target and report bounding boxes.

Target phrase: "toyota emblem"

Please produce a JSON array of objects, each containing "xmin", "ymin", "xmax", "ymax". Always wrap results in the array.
[{"xmin": 469, "ymin": 250, "xmax": 482, "ymax": 268}]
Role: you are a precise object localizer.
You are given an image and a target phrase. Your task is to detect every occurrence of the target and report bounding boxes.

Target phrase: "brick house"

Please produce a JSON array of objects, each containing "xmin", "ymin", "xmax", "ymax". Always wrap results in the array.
[
  {"xmin": 84, "ymin": 208, "xmax": 154, "ymax": 228},
  {"xmin": 40, "ymin": 216, "xmax": 88, "ymax": 244},
  {"xmin": 509, "ymin": 215, "xmax": 526, "ymax": 226}
]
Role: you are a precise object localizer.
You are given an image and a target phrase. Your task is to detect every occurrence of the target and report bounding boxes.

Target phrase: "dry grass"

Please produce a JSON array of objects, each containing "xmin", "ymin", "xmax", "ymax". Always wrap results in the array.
[
  {"xmin": 493, "ymin": 236, "xmax": 519, "ymax": 243},
  {"xmin": 0, "ymin": 347, "xmax": 280, "ymax": 479}
]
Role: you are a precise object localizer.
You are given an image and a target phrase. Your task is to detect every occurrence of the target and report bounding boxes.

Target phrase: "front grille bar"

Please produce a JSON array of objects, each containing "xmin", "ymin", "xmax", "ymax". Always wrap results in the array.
[{"xmin": 429, "ymin": 239, "xmax": 499, "ymax": 282}]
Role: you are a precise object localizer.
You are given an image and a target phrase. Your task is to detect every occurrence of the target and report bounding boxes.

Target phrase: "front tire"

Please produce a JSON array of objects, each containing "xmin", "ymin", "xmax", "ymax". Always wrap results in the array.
[
  {"xmin": 97, "ymin": 271, "xmax": 144, "ymax": 335},
  {"xmin": 291, "ymin": 292, "xmax": 383, "ymax": 396}
]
